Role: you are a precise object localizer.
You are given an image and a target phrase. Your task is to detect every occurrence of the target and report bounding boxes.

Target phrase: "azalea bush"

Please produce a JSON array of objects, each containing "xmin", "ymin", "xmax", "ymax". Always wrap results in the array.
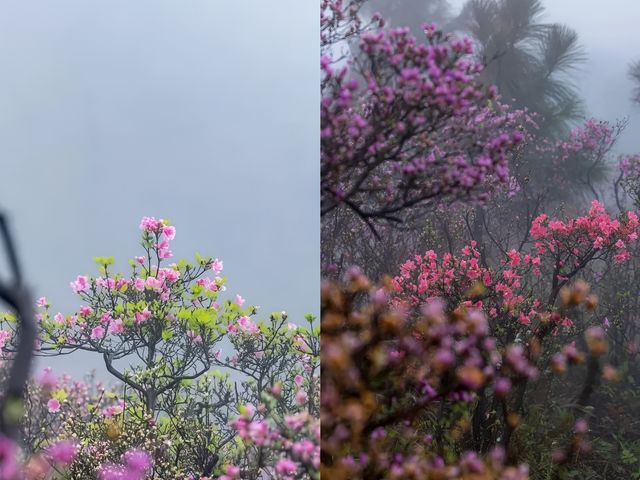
[
  {"xmin": 321, "ymin": 270, "xmax": 615, "ymax": 479},
  {"xmin": 0, "ymin": 217, "xmax": 320, "ymax": 479},
  {"xmin": 320, "ymin": 0, "xmax": 527, "ymax": 224}
]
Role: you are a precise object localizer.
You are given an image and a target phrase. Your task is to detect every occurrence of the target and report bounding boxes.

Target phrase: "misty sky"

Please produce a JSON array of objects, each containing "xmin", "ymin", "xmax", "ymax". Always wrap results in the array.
[
  {"xmin": 448, "ymin": 0, "xmax": 640, "ymax": 153},
  {"xmin": 0, "ymin": 1, "xmax": 318, "ymax": 378}
]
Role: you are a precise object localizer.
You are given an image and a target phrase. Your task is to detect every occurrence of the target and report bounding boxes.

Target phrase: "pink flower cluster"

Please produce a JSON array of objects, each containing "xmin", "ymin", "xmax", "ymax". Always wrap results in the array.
[
  {"xmin": 531, "ymin": 200, "xmax": 639, "ymax": 264},
  {"xmin": 321, "ymin": 13, "xmax": 526, "ymax": 218},
  {"xmin": 98, "ymin": 449, "xmax": 152, "ymax": 480},
  {"xmin": 139, "ymin": 216, "xmax": 175, "ymax": 259},
  {"xmin": 227, "ymin": 315, "xmax": 259, "ymax": 335},
  {"xmin": 392, "ymin": 240, "xmax": 542, "ymax": 326}
]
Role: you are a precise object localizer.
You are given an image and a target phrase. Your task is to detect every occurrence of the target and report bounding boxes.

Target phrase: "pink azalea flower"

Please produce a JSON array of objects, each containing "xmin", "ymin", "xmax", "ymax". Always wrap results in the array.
[
  {"xmin": 0, "ymin": 435, "xmax": 19, "ymax": 479},
  {"xmin": 235, "ymin": 294, "xmax": 245, "ymax": 306},
  {"xmin": 38, "ymin": 368, "xmax": 58, "ymax": 390},
  {"xmin": 139, "ymin": 216, "xmax": 160, "ymax": 231},
  {"xmin": 36, "ymin": 297, "xmax": 48, "ymax": 308},
  {"xmin": 225, "ymin": 464, "xmax": 240, "ymax": 477},
  {"xmin": 210, "ymin": 258, "xmax": 224, "ymax": 274},
  {"xmin": 0, "ymin": 330, "xmax": 12, "ymax": 350},
  {"xmin": 162, "ymin": 225, "xmax": 176, "ymax": 240},
  {"xmin": 145, "ymin": 277, "xmax": 163, "ymax": 291},
  {"xmin": 295, "ymin": 390, "xmax": 308, "ymax": 405},
  {"xmin": 122, "ymin": 449, "xmax": 152, "ymax": 472},
  {"xmin": 47, "ymin": 398, "xmax": 61, "ymax": 413},
  {"xmin": 275, "ymin": 458, "xmax": 297, "ymax": 475},
  {"xmin": 70, "ymin": 275, "xmax": 89, "ymax": 294},
  {"xmin": 108, "ymin": 318, "xmax": 124, "ymax": 334},
  {"xmin": 90, "ymin": 326, "xmax": 105, "ymax": 340},
  {"xmin": 47, "ymin": 439, "xmax": 78, "ymax": 465},
  {"xmin": 53, "ymin": 312, "xmax": 65, "ymax": 326},
  {"xmin": 134, "ymin": 308, "xmax": 151, "ymax": 325},
  {"xmin": 133, "ymin": 277, "xmax": 145, "ymax": 291}
]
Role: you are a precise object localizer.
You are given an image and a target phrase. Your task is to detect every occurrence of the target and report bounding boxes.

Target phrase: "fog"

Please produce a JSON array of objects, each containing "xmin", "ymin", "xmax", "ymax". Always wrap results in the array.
[
  {"xmin": 450, "ymin": 0, "xmax": 640, "ymax": 152},
  {"xmin": 0, "ymin": 0, "xmax": 318, "ymax": 378}
]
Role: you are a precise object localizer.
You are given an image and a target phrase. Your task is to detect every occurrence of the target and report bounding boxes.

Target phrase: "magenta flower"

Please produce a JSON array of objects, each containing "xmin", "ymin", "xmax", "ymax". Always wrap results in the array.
[
  {"xmin": 122, "ymin": 449, "xmax": 152, "ymax": 472},
  {"xmin": 37, "ymin": 367, "xmax": 58, "ymax": 390},
  {"xmin": 90, "ymin": 326, "xmax": 105, "ymax": 340},
  {"xmin": 0, "ymin": 435, "xmax": 19, "ymax": 479},
  {"xmin": 162, "ymin": 225, "xmax": 176, "ymax": 240},
  {"xmin": 210, "ymin": 258, "xmax": 224, "ymax": 274},
  {"xmin": 275, "ymin": 458, "xmax": 297, "ymax": 475},
  {"xmin": 47, "ymin": 398, "xmax": 61, "ymax": 413},
  {"xmin": 139, "ymin": 216, "xmax": 160, "ymax": 231},
  {"xmin": 108, "ymin": 318, "xmax": 125, "ymax": 334},
  {"xmin": 47, "ymin": 439, "xmax": 78, "ymax": 466},
  {"xmin": 70, "ymin": 275, "xmax": 89, "ymax": 294}
]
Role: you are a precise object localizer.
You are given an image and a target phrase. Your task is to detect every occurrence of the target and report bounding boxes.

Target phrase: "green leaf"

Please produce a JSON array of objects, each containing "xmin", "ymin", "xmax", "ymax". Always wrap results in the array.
[
  {"xmin": 161, "ymin": 329, "xmax": 174, "ymax": 341},
  {"xmin": 3, "ymin": 398, "xmax": 23, "ymax": 425},
  {"xmin": 194, "ymin": 308, "xmax": 217, "ymax": 328},
  {"xmin": 94, "ymin": 256, "xmax": 115, "ymax": 266}
]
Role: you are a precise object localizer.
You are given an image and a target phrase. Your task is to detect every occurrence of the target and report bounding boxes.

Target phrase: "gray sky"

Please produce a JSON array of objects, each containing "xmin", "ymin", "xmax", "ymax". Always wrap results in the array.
[
  {"xmin": 0, "ymin": 0, "xmax": 318, "ymax": 378},
  {"xmin": 543, "ymin": 0, "xmax": 640, "ymax": 154},
  {"xmin": 448, "ymin": 0, "xmax": 640, "ymax": 153}
]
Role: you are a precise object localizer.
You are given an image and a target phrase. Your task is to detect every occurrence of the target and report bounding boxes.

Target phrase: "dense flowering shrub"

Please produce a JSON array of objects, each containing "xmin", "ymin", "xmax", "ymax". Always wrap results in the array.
[
  {"xmin": 0, "ymin": 217, "xmax": 320, "ymax": 479},
  {"xmin": 321, "ymin": 271, "xmax": 535, "ymax": 479},
  {"xmin": 321, "ymin": 0, "xmax": 526, "ymax": 223},
  {"xmin": 321, "ymin": 271, "xmax": 618, "ymax": 479},
  {"xmin": 392, "ymin": 201, "xmax": 639, "ymax": 328}
]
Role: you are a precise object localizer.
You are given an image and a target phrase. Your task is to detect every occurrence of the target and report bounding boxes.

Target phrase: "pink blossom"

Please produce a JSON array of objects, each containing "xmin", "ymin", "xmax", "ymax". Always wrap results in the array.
[
  {"xmin": 236, "ymin": 316, "xmax": 259, "ymax": 334},
  {"xmin": 108, "ymin": 318, "xmax": 125, "ymax": 334},
  {"xmin": 47, "ymin": 398, "xmax": 61, "ymax": 413},
  {"xmin": 186, "ymin": 330, "xmax": 203, "ymax": 343},
  {"xmin": 122, "ymin": 449, "xmax": 152, "ymax": 472},
  {"xmin": 295, "ymin": 390, "xmax": 308, "ymax": 405},
  {"xmin": 134, "ymin": 308, "xmax": 151, "ymax": 325},
  {"xmin": 47, "ymin": 439, "xmax": 78, "ymax": 465},
  {"xmin": 90, "ymin": 326, "xmax": 105, "ymax": 340},
  {"xmin": 0, "ymin": 435, "xmax": 19, "ymax": 479},
  {"xmin": 53, "ymin": 312, "xmax": 65, "ymax": 326},
  {"xmin": 235, "ymin": 294, "xmax": 245, "ymax": 306},
  {"xmin": 37, "ymin": 368, "xmax": 58, "ymax": 390},
  {"xmin": 70, "ymin": 275, "xmax": 89, "ymax": 294},
  {"xmin": 162, "ymin": 225, "xmax": 176, "ymax": 241},
  {"xmin": 139, "ymin": 216, "xmax": 160, "ymax": 231},
  {"xmin": 36, "ymin": 297, "xmax": 48, "ymax": 308},
  {"xmin": 275, "ymin": 458, "xmax": 297, "ymax": 475},
  {"xmin": 210, "ymin": 258, "xmax": 224, "ymax": 274},
  {"xmin": 133, "ymin": 278, "xmax": 145, "ymax": 291}
]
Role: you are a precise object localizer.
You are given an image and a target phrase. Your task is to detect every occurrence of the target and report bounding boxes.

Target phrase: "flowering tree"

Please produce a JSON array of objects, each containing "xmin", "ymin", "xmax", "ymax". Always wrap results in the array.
[
  {"xmin": 0, "ymin": 217, "xmax": 320, "ymax": 479},
  {"xmin": 10, "ymin": 217, "xmax": 257, "ymax": 414},
  {"xmin": 321, "ymin": 0, "xmax": 526, "ymax": 226},
  {"xmin": 322, "ymin": 269, "xmax": 620, "ymax": 478}
]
